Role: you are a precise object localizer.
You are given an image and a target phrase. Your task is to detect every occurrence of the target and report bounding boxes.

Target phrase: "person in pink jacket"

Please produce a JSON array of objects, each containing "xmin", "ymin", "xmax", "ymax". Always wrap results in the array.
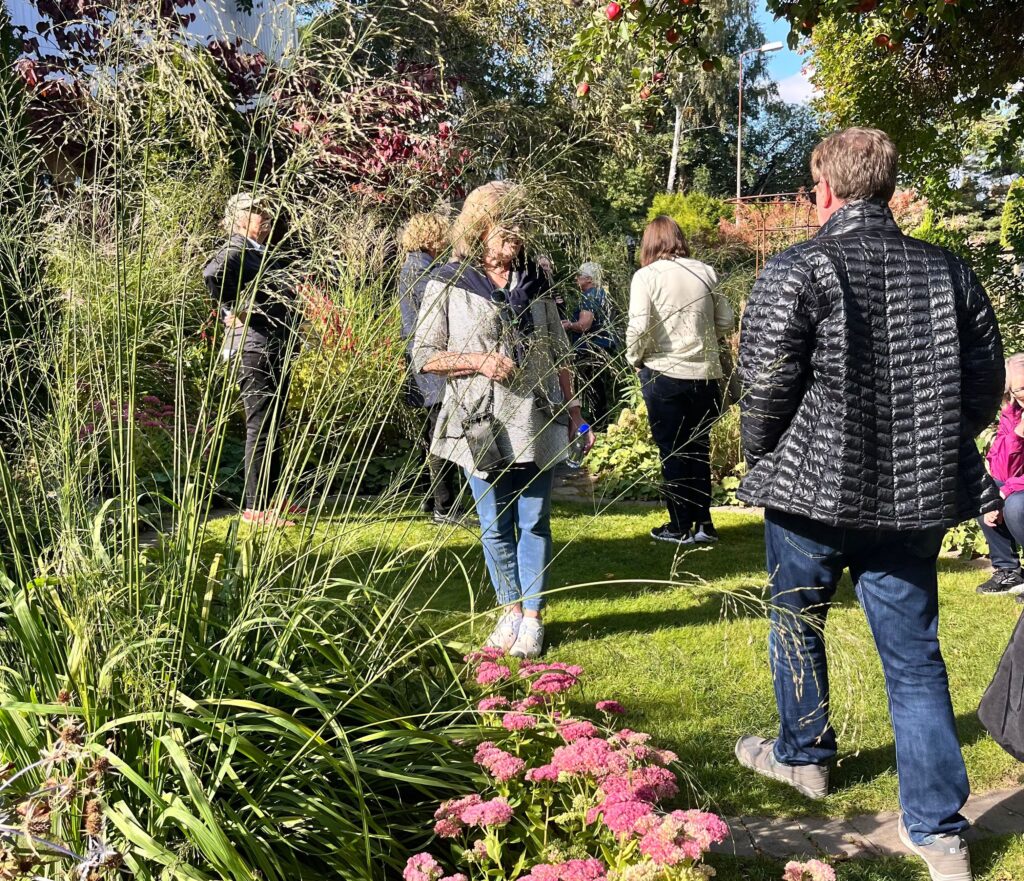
[{"xmin": 977, "ymin": 354, "xmax": 1024, "ymax": 599}]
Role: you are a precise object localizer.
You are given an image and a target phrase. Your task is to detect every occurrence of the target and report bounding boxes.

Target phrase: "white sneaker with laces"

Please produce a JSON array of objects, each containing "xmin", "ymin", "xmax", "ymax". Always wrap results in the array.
[
  {"xmin": 509, "ymin": 617, "xmax": 544, "ymax": 659},
  {"xmin": 484, "ymin": 610, "xmax": 522, "ymax": 652}
]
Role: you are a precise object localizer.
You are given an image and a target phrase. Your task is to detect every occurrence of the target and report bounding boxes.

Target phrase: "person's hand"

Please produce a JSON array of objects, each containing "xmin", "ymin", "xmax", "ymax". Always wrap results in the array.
[
  {"xmin": 477, "ymin": 352, "xmax": 517, "ymax": 383},
  {"xmin": 223, "ymin": 311, "xmax": 244, "ymax": 330},
  {"xmin": 561, "ymin": 319, "xmax": 573, "ymax": 331},
  {"xmin": 984, "ymin": 509, "xmax": 1003, "ymax": 527},
  {"xmin": 569, "ymin": 409, "xmax": 595, "ymax": 455}
]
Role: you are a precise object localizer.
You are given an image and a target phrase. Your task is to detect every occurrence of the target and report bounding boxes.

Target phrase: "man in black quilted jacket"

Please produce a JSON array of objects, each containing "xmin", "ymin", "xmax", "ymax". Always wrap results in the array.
[{"xmin": 735, "ymin": 128, "xmax": 1004, "ymax": 881}]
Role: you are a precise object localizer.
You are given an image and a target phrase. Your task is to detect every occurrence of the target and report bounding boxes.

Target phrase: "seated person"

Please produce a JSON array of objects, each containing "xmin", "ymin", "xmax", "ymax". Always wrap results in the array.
[{"xmin": 977, "ymin": 353, "xmax": 1024, "ymax": 599}]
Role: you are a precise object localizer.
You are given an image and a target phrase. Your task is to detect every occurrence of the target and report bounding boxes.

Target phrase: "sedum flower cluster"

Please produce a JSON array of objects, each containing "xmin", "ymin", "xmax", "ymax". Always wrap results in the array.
[{"xmin": 403, "ymin": 648, "xmax": 734, "ymax": 881}]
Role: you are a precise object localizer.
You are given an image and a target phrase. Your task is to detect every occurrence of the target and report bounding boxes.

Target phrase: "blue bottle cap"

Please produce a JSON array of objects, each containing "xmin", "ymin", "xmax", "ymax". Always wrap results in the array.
[{"xmin": 578, "ymin": 423, "xmax": 590, "ymax": 434}]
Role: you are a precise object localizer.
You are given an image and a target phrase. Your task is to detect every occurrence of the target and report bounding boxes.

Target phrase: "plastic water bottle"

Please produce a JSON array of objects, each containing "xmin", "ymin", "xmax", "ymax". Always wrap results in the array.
[{"xmin": 565, "ymin": 423, "xmax": 591, "ymax": 470}]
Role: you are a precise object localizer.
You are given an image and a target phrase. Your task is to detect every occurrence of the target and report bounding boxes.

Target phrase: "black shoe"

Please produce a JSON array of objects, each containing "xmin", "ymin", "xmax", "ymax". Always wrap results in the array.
[
  {"xmin": 650, "ymin": 524, "xmax": 695, "ymax": 545},
  {"xmin": 976, "ymin": 568, "xmax": 1024, "ymax": 596}
]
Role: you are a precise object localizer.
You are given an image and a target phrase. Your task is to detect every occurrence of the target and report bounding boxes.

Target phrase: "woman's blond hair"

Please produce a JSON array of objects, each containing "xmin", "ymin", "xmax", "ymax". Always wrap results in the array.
[
  {"xmin": 399, "ymin": 212, "xmax": 450, "ymax": 255},
  {"xmin": 450, "ymin": 181, "xmax": 523, "ymax": 260}
]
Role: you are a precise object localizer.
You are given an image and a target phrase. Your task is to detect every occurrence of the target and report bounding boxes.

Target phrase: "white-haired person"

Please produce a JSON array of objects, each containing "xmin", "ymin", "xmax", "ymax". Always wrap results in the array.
[
  {"xmin": 203, "ymin": 193, "xmax": 299, "ymax": 528},
  {"xmin": 562, "ymin": 261, "xmax": 618, "ymax": 429},
  {"xmin": 412, "ymin": 182, "xmax": 593, "ymax": 658}
]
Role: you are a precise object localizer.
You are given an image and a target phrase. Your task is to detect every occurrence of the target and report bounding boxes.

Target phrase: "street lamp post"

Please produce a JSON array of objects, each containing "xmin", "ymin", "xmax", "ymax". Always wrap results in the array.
[{"xmin": 735, "ymin": 41, "xmax": 783, "ymax": 222}]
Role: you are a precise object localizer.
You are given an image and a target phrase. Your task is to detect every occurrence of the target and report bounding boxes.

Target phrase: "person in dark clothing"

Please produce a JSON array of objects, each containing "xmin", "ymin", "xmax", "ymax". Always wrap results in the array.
[
  {"xmin": 736, "ymin": 128, "xmax": 1004, "ymax": 881},
  {"xmin": 203, "ymin": 194, "xmax": 298, "ymax": 528},
  {"xmin": 397, "ymin": 212, "xmax": 466, "ymax": 524},
  {"xmin": 563, "ymin": 261, "xmax": 618, "ymax": 429}
]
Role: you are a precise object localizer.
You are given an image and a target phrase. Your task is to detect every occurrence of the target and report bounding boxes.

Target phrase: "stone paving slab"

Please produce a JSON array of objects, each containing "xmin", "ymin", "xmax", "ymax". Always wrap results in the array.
[{"xmin": 717, "ymin": 787, "xmax": 1024, "ymax": 862}]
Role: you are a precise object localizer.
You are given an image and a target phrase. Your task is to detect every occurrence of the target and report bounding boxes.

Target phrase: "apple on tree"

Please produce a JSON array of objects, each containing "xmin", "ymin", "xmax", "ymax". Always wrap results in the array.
[{"xmin": 605, "ymin": 2, "xmax": 623, "ymax": 21}]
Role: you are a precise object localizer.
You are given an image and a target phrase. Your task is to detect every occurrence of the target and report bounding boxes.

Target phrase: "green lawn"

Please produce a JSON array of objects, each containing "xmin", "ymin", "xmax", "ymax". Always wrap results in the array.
[{"xmin": 205, "ymin": 500, "xmax": 1024, "ymax": 880}]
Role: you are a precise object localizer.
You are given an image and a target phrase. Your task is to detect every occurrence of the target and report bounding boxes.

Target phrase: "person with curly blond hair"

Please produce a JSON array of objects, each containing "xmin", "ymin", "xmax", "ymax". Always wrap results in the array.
[
  {"xmin": 412, "ymin": 182, "xmax": 593, "ymax": 658},
  {"xmin": 397, "ymin": 211, "xmax": 466, "ymax": 524}
]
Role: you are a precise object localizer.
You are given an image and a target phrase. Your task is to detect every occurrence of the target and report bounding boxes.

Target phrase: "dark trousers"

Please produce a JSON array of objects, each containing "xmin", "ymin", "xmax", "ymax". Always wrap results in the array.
[
  {"xmin": 423, "ymin": 405, "xmax": 458, "ymax": 514},
  {"xmin": 576, "ymin": 347, "xmax": 614, "ymax": 430},
  {"xmin": 979, "ymin": 483, "xmax": 1024, "ymax": 571},
  {"xmin": 765, "ymin": 508, "xmax": 969, "ymax": 844},
  {"xmin": 238, "ymin": 343, "xmax": 290, "ymax": 511},
  {"xmin": 640, "ymin": 370, "xmax": 719, "ymax": 531}
]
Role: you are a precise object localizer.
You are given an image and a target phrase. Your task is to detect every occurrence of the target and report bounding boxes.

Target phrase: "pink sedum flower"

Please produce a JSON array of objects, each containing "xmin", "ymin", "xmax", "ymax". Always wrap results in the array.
[
  {"xmin": 502, "ymin": 711, "xmax": 538, "ymax": 731},
  {"xmin": 476, "ymin": 661, "xmax": 512, "ymax": 685},
  {"xmin": 521, "ymin": 858, "xmax": 607, "ymax": 881},
  {"xmin": 519, "ymin": 661, "xmax": 584, "ymax": 678},
  {"xmin": 477, "ymin": 697, "xmax": 510, "ymax": 713},
  {"xmin": 464, "ymin": 647, "xmax": 506, "ymax": 663},
  {"xmin": 783, "ymin": 860, "xmax": 837, "ymax": 881},
  {"xmin": 461, "ymin": 797, "xmax": 514, "ymax": 828},
  {"xmin": 594, "ymin": 796, "xmax": 655, "ymax": 836},
  {"xmin": 433, "ymin": 818, "xmax": 462, "ymax": 838},
  {"xmin": 638, "ymin": 810, "xmax": 729, "ymax": 866},
  {"xmin": 440, "ymin": 876, "xmax": 469, "ymax": 881},
  {"xmin": 403, "ymin": 854, "xmax": 443, "ymax": 881},
  {"xmin": 515, "ymin": 696, "xmax": 545, "ymax": 710},
  {"xmin": 599, "ymin": 765, "xmax": 679, "ymax": 804},
  {"xmin": 596, "ymin": 700, "xmax": 626, "ymax": 715},
  {"xmin": 474, "ymin": 742, "xmax": 526, "ymax": 781},
  {"xmin": 551, "ymin": 737, "xmax": 628, "ymax": 778},
  {"xmin": 525, "ymin": 763, "xmax": 560, "ymax": 783},
  {"xmin": 558, "ymin": 720, "xmax": 599, "ymax": 742},
  {"xmin": 530, "ymin": 671, "xmax": 579, "ymax": 694}
]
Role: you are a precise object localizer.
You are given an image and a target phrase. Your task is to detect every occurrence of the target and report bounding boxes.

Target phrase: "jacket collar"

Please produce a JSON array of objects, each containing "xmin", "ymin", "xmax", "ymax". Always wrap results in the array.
[
  {"xmin": 815, "ymin": 198, "xmax": 899, "ymax": 238},
  {"xmin": 404, "ymin": 250, "xmax": 433, "ymax": 270}
]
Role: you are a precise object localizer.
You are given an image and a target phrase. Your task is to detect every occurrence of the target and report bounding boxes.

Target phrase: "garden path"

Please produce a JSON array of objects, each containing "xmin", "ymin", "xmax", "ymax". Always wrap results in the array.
[{"xmin": 713, "ymin": 769, "xmax": 1024, "ymax": 863}]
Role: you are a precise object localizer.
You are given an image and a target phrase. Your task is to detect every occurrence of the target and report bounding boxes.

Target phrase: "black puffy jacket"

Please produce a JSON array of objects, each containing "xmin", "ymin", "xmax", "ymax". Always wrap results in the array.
[{"xmin": 738, "ymin": 199, "xmax": 1005, "ymax": 529}]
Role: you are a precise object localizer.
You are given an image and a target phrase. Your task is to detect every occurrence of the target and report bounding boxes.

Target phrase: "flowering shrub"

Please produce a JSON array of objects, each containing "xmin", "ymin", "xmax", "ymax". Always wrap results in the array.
[{"xmin": 403, "ymin": 648, "xmax": 728, "ymax": 880}]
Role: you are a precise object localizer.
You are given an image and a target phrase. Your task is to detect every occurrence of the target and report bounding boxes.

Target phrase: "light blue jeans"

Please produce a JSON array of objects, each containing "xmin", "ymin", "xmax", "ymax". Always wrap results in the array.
[{"xmin": 466, "ymin": 464, "xmax": 554, "ymax": 614}]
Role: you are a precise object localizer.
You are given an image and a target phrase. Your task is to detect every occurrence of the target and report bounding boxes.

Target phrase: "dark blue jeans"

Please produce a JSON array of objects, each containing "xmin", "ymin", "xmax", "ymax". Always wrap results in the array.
[
  {"xmin": 978, "ymin": 485, "xmax": 1024, "ymax": 572},
  {"xmin": 765, "ymin": 509, "xmax": 969, "ymax": 844}
]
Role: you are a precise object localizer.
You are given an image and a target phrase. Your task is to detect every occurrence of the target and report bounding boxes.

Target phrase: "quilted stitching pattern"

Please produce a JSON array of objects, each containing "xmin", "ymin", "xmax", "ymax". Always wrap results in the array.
[{"xmin": 739, "ymin": 200, "xmax": 1005, "ymax": 529}]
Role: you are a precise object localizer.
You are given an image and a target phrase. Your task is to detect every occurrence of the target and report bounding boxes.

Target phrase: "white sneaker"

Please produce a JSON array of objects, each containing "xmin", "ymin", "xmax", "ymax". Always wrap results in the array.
[
  {"xmin": 484, "ymin": 610, "xmax": 522, "ymax": 652},
  {"xmin": 509, "ymin": 617, "xmax": 544, "ymax": 659}
]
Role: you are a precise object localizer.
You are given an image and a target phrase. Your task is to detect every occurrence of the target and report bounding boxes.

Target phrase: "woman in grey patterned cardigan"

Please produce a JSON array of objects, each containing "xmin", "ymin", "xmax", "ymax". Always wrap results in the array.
[{"xmin": 412, "ymin": 182, "xmax": 593, "ymax": 658}]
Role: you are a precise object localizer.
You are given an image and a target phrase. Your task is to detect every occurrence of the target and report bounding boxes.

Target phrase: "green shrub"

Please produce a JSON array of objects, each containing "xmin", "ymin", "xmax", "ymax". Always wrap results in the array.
[
  {"xmin": 646, "ymin": 191, "xmax": 734, "ymax": 244},
  {"xmin": 587, "ymin": 398, "xmax": 745, "ymax": 505},
  {"xmin": 911, "ymin": 207, "xmax": 970, "ymax": 256},
  {"xmin": 1001, "ymin": 177, "xmax": 1024, "ymax": 256}
]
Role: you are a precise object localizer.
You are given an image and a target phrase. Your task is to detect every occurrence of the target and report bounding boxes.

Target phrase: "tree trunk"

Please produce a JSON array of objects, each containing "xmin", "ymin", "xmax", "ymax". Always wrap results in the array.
[{"xmin": 667, "ymin": 102, "xmax": 683, "ymax": 193}]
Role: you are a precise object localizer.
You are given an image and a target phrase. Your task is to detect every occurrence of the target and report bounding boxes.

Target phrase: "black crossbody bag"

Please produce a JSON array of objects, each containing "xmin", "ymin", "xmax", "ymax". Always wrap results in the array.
[{"xmin": 978, "ymin": 610, "xmax": 1024, "ymax": 761}]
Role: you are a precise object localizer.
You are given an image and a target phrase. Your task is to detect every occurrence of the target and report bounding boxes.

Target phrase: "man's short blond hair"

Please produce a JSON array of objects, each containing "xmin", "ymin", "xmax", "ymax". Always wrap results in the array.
[
  {"xmin": 811, "ymin": 127, "xmax": 899, "ymax": 202},
  {"xmin": 400, "ymin": 212, "xmax": 450, "ymax": 255},
  {"xmin": 450, "ymin": 181, "xmax": 523, "ymax": 260}
]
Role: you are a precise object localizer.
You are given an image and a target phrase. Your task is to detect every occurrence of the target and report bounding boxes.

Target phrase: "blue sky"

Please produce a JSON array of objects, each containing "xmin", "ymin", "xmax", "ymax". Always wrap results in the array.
[{"xmin": 754, "ymin": 3, "xmax": 814, "ymax": 104}]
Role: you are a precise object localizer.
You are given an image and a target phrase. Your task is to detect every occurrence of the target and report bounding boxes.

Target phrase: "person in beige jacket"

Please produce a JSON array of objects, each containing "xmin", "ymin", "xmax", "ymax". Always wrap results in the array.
[{"xmin": 627, "ymin": 215, "xmax": 734, "ymax": 545}]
